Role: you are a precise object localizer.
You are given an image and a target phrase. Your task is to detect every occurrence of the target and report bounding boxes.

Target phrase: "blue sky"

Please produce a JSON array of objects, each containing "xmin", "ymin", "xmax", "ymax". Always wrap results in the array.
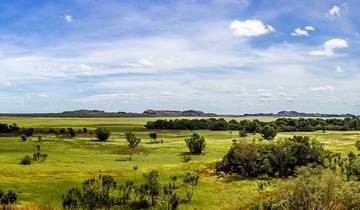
[{"xmin": 0, "ymin": 0, "xmax": 360, "ymax": 114}]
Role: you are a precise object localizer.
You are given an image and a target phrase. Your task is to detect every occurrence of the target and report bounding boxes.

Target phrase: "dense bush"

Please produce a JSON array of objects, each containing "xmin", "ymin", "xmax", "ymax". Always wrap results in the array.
[
  {"xmin": 185, "ymin": 134, "xmax": 206, "ymax": 155},
  {"xmin": 62, "ymin": 171, "xmax": 198, "ymax": 210},
  {"xmin": 95, "ymin": 127, "xmax": 111, "ymax": 141},
  {"xmin": 0, "ymin": 190, "xmax": 17, "ymax": 209},
  {"xmin": 149, "ymin": 132, "xmax": 158, "ymax": 143},
  {"xmin": 356, "ymin": 140, "xmax": 360, "ymax": 150},
  {"xmin": 260, "ymin": 125, "xmax": 277, "ymax": 140},
  {"xmin": 145, "ymin": 117, "xmax": 360, "ymax": 132},
  {"xmin": 20, "ymin": 155, "xmax": 32, "ymax": 165},
  {"xmin": 251, "ymin": 167, "xmax": 360, "ymax": 210},
  {"xmin": 216, "ymin": 136, "xmax": 327, "ymax": 178}
]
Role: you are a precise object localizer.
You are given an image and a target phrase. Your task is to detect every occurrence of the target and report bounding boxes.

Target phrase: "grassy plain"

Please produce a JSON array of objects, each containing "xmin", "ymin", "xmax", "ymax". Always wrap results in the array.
[{"xmin": 0, "ymin": 116, "xmax": 358, "ymax": 209}]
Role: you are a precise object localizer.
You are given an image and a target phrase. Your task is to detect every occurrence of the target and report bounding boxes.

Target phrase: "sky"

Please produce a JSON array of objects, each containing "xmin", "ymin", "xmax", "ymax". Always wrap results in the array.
[{"xmin": 0, "ymin": 0, "xmax": 360, "ymax": 114}]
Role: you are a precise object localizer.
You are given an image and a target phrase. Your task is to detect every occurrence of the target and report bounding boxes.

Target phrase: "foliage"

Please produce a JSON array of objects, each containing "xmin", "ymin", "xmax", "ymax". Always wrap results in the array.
[
  {"xmin": 146, "ymin": 116, "xmax": 360, "ymax": 132},
  {"xmin": 21, "ymin": 134, "xmax": 27, "ymax": 141},
  {"xmin": 32, "ymin": 144, "xmax": 48, "ymax": 162},
  {"xmin": 183, "ymin": 173, "xmax": 199, "ymax": 202},
  {"xmin": 0, "ymin": 190, "xmax": 17, "ymax": 209},
  {"xmin": 185, "ymin": 134, "xmax": 206, "ymax": 155},
  {"xmin": 355, "ymin": 140, "xmax": 360, "ymax": 150},
  {"xmin": 62, "ymin": 171, "xmax": 197, "ymax": 210},
  {"xmin": 20, "ymin": 155, "xmax": 32, "ymax": 165},
  {"xmin": 338, "ymin": 181, "xmax": 360, "ymax": 209},
  {"xmin": 67, "ymin": 128, "xmax": 76, "ymax": 137},
  {"xmin": 149, "ymin": 132, "xmax": 158, "ymax": 143},
  {"xmin": 126, "ymin": 132, "xmax": 141, "ymax": 160},
  {"xmin": 260, "ymin": 125, "xmax": 277, "ymax": 140},
  {"xmin": 216, "ymin": 136, "xmax": 327, "ymax": 178},
  {"xmin": 95, "ymin": 127, "xmax": 111, "ymax": 141},
  {"xmin": 252, "ymin": 166, "xmax": 360, "ymax": 210}
]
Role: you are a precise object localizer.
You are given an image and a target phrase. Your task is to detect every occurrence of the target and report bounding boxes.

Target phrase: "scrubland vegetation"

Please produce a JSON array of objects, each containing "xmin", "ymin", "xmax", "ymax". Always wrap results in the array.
[{"xmin": 0, "ymin": 116, "xmax": 359, "ymax": 209}]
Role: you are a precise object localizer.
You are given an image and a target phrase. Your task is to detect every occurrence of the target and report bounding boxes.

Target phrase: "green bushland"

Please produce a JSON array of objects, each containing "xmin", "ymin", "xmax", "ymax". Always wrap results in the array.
[
  {"xmin": 0, "ymin": 116, "xmax": 359, "ymax": 209},
  {"xmin": 145, "ymin": 117, "xmax": 360, "ymax": 132}
]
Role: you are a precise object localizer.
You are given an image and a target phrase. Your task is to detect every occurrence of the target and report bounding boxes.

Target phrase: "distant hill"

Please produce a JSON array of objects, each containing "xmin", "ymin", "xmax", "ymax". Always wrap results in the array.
[
  {"xmin": 243, "ymin": 111, "xmax": 353, "ymax": 118},
  {"xmin": 0, "ymin": 109, "xmax": 354, "ymax": 117},
  {"xmin": 142, "ymin": 109, "xmax": 216, "ymax": 116}
]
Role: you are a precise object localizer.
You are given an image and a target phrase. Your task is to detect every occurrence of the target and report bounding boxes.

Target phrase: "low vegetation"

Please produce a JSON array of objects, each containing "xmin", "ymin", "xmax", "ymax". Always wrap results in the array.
[
  {"xmin": 62, "ymin": 171, "xmax": 199, "ymax": 210},
  {"xmin": 216, "ymin": 136, "xmax": 326, "ymax": 178}
]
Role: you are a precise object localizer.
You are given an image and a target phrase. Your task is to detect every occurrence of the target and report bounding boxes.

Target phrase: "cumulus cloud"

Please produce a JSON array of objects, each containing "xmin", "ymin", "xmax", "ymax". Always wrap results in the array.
[
  {"xmin": 291, "ymin": 28, "xmax": 309, "ymax": 37},
  {"xmin": 230, "ymin": 19, "xmax": 275, "ymax": 37},
  {"xmin": 305, "ymin": 26, "xmax": 315, "ymax": 31},
  {"xmin": 309, "ymin": 86, "xmax": 335, "ymax": 91},
  {"xmin": 64, "ymin": 15, "xmax": 74, "ymax": 22},
  {"xmin": 310, "ymin": 39, "xmax": 348, "ymax": 56},
  {"xmin": 291, "ymin": 26, "xmax": 315, "ymax": 37},
  {"xmin": 328, "ymin": 5, "xmax": 340, "ymax": 16}
]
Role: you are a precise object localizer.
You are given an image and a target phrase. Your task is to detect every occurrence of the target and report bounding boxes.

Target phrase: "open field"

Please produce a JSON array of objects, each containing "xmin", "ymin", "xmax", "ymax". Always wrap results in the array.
[{"xmin": 0, "ymin": 117, "xmax": 359, "ymax": 209}]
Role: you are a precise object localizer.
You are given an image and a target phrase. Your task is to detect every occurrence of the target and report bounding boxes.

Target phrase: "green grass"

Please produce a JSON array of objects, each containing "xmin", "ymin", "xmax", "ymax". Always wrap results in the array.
[{"xmin": 0, "ymin": 116, "xmax": 358, "ymax": 209}]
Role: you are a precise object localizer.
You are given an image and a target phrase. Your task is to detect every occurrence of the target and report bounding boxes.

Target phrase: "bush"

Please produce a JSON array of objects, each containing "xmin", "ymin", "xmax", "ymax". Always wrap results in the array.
[
  {"xmin": 67, "ymin": 128, "xmax": 76, "ymax": 137},
  {"xmin": 239, "ymin": 129, "xmax": 248, "ymax": 137},
  {"xmin": 260, "ymin": 125, "xmax": 277, "ymax": 140},
  {"xmin": 62, "ymin": 171, "xmax": 196, "ymax": 210},
  {"xmin": 20, "ymin": 155, "xmax": 32, "ymax": 165},
  {"xmin": 95, "ymin": 127, "xmax": 111, "ymax": 141},
  {"xmin": 185, "ymin": 134, "xmax": 206, "ymax": 154},
  {"xmin": 216, "ymin": 136, "xmax": 327, "ymax": 178},
  {"xmin": 355, "ymin": 140, "xmax": 360, "ymax": 150}
]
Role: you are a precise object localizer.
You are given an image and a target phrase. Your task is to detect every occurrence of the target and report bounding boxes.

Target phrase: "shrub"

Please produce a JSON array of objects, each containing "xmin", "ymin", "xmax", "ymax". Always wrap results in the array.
[
  {"xmin": 216, "ymin": 136, "xmax": 327, "ymax": 178},
  {"xmin": 149, "ymin": 132, "xmax": 158, "ymax": 143},
  {"xmin": 260, "ymin": 125, "xmax": 277, "ymax": 140},
  {"xmin": 67, "ymin": 128, "xmax": 76, "ymax": 137},
  {"xmin": 355, "ymin": 140, "xmax": 360, "ymax": 150},
  {"xmin": 0, "ymin": 190, "xmax": 17, "ymax": 209},
  {"xmin": 183, "ymin": 173, "xmax": 199, "ymax": 202},
  {"xmin": 239, "ymin": 129, "xmax": 248, "ymax": 137},
  {"xmin": 185, "ymin": 134, "xmax": 206, "ymax": 154},
  {"xmin": 20, "ymin": 155, "xmax": 32, "ymax": 165},
  {"xmin": 95, "ymin": 127, "xmax": 111, "ymax": 141}
]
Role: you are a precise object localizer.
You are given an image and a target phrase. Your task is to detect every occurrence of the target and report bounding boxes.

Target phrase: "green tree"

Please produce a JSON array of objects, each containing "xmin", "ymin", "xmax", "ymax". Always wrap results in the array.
[
  {"xmin": 260, "ymin": 125, "xmax": 277, "ymax": 140},
  {"xmin": 95, "ymin": 127, "xmax": 111, "ymax": 141},
  {"xmin": 149, "ymin": 132, "xmax": 158, "ymax": 143},
  {"xmin": 185, "ymin": 134, "xmax": 206, "ymax": 154},
  {"xmin": 126, "ymin": 133, "xmax": 141, "ymax": 161}
]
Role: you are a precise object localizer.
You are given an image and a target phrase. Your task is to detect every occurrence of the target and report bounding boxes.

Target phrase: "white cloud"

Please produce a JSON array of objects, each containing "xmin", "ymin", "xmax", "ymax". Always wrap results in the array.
[
  {"xmin": 310, "ymin": 38, "xmax": 348, "ymax": 56},
  {"xmin": 230, "ymin": 19, "xmax": 275, "ymax": 37},
  {"xmin": 138, "ymin": 58, "xmax": 154, "ymax": 67},
  {"xmin": 328, "ymin": 5, "xmax": 340, "ymax": 16},
  {"xmin": 336, "ymin": 66, "xmax": 344, "ymax": 73},
  {"xmin": 305, "ymin": 26, "xmax": 315, "ymax": 31},
  {"xmin": 64, "ymin": 15, "xmax": 74, "ymax": 22},
  {"xmin": 291, "ymin": 28, "xmax": 309, "ymax": 37},
  {"xmin": 309, "ymin": 86, "xmax": 335, "ymax": 91}
]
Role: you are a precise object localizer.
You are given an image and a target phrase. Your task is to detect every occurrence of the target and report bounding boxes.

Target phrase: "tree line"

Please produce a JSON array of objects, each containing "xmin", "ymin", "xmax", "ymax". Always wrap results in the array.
[{"xmin": 145, "ymin": 117, "xmax": 360, "ymax": 132}]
